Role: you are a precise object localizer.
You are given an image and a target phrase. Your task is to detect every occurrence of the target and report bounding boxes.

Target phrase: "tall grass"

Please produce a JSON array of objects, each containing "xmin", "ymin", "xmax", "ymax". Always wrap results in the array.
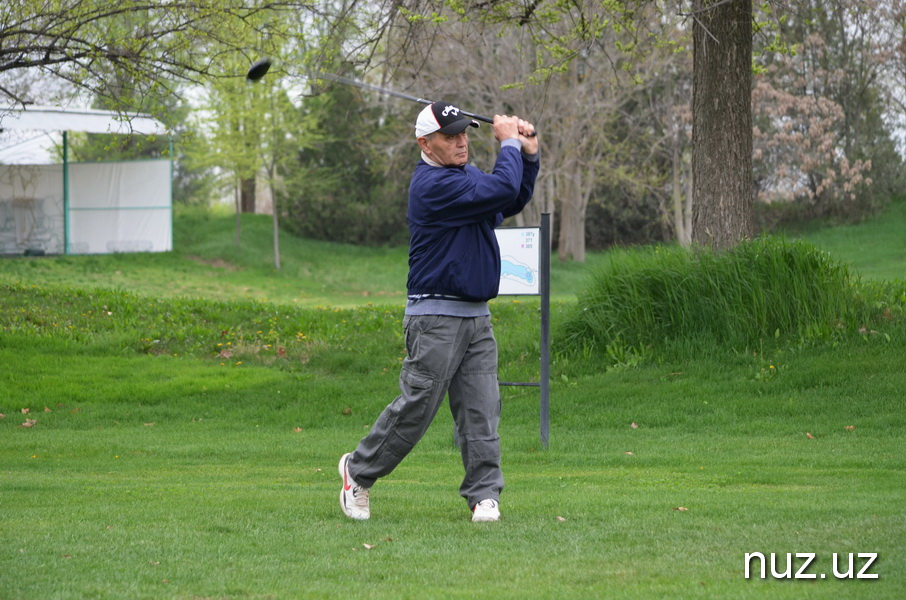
[{"xmin": 560, "ymin": 237, "xmax": 902, "ymax": 361}]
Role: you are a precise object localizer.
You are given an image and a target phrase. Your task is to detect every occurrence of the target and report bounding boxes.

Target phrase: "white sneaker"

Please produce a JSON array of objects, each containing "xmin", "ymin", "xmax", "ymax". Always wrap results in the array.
[
  {"xmin": 338, "ymin": 453, "xmax": 370, "ymax": 520},
  {"xmin": 471, "ymin": 499, "xmax": 500, "ymax": 522}
]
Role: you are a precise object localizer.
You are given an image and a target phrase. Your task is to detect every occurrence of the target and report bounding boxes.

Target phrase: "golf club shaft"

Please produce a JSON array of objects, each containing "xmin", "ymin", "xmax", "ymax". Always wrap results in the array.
[
  {"xmin": 318, "ymin": 73, "xmax": 435, "ymax": 109},
  {"xmin": 318, "ymin": 73, "xmax": 532, "ymax": 131}
]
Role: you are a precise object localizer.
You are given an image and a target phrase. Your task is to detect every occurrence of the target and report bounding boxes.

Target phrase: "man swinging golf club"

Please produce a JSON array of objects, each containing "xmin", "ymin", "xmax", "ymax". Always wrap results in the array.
[{"xmin": 339, "ymin": 100, "xmax": 540, "ymax": 522}]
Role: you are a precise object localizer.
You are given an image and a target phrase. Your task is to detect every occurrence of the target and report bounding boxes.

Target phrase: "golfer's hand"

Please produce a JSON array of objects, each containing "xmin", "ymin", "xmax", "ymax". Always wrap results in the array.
[
  {"xmin": 517, "ymin": 118, "xmax": 539, "ymax": 155},
  {"xmin": 493, "ymin": 115, "xmax": 520, "ymax": 142}
]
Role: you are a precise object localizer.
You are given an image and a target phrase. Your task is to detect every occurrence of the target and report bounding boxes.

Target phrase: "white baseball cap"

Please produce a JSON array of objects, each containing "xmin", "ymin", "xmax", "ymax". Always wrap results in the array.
[{"xmin": 415, "ymin": 101, "xmax": 480, "ymax": 138}]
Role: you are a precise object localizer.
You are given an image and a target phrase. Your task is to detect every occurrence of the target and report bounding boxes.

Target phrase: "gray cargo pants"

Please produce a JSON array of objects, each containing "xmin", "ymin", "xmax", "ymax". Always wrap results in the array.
[{"xmin": 347, "ymin": 314, "xmax": 503, "ymax": 508}]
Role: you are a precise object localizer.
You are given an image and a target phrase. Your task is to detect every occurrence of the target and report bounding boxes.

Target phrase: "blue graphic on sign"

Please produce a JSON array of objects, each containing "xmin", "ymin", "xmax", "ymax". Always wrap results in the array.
[{"xmin": 501, "ymin": 259, "xmax": 534, "ymax": 284}]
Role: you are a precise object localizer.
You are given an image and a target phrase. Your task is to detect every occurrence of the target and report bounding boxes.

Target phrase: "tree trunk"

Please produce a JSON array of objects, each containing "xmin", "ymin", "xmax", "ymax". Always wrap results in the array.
[
  {"xmin": 557, "ymin": 173, "xmax": 588, "ymax": 262},
  {"xmin": 691, "ymin": 0, "xmax": 754, "ymax": 250},
  {"xmin": 270, "ymin": 178, "xmax": 281, "ymax": 271},
  {"xmin": 234, "ymin": 178, "xmax": 242, "ymax": 247},
  {"xmin": 240, "ymin": 177, "xmax": 256, "ymax": 213},
  {"xmin": 684, "ymin": 151, "xmax": 694, "ymax": 244},
  {"xmin": 557, "ymin": 205, "xmax": 586, "ymax": 262},
  {"xmin": 672, "ymin": 133, "xmax": 690, "ymax": 247}
]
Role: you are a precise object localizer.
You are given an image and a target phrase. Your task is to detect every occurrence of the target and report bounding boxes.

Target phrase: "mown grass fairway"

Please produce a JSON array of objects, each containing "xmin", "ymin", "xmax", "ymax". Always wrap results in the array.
[{"xmin": 2, "ymin": 202, "xmax": 905, "ymax": 599}]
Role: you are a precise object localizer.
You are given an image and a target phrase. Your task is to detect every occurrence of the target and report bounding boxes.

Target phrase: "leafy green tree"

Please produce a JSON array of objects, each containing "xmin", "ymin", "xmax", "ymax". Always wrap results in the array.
[
  {"xmin": 280, "ymin": 76, "xmax": 411, "ymax": 246},
  {"xmin": 189, "ymin": 45, "xmax": 305, "ymax": 266}
]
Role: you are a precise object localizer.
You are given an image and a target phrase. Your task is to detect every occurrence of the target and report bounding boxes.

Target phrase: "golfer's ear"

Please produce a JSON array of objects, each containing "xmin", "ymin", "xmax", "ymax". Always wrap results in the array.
[{"xmin": 417, "ymin": 136, "xmax": 431, "ymax": 153}]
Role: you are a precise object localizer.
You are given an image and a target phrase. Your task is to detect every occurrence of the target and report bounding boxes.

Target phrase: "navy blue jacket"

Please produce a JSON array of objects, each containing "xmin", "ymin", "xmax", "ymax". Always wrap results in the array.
[{"xmin": 407, "ymin": 145, "xmax": 540, "ymax": 302}]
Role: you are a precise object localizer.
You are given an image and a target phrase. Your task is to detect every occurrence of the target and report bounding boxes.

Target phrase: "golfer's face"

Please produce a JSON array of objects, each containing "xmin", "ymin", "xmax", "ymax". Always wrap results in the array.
[{"xmin": 424, "ymin": 131, "xmax": 469, "ymax": 167}]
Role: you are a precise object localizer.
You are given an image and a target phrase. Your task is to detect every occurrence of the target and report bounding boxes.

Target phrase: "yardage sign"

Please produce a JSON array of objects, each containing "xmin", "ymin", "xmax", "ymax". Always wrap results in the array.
[{"xmin": 496, "ymin": 227, "xmax": 541, "ymax": 295}]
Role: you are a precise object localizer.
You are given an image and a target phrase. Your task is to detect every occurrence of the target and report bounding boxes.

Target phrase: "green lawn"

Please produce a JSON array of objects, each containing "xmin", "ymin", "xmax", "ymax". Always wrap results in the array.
[
  {"xmin": 795, "ymin": 198, "xmax": 906, "ymax": 282},
  {"xmin": 2, "ymin": 302, "xmax": 903, "ymax": 599},
  {"xmin": 2, "ymin": 204, "xmax": 905, "ymax": 598}
]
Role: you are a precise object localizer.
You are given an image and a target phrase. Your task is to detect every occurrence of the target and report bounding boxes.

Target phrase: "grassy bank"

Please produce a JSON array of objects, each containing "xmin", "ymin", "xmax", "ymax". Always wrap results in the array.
[
  {"xmin": 0, "ymin": 206, "xmax": 599, "ymax": 306},
  {"xmin": 793, "ymin": 198, "xmax": 906, "ymax": 281}
]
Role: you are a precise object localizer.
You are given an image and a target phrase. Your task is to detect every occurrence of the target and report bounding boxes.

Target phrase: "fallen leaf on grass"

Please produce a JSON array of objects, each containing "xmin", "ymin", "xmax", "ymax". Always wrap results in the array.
[
  {"xmin": 143, "ymin": 422, "xmax": 156, "ymax": 427},
  {"xmin": 624, "ymin": 451, "xmax": 635, "ymax": 456},
  {"xmin": 218, "ymin": 349, "xmax": 233, "ymax": 359},
  {"xmin": 19, "ymin": 419, "xmax": 37, "ymax": 428},
  {"xmin": 44, "ymin": 407, "xmax": 52, "ymax": 413},
  {"xmin": 292, "ymin": 427, "xmax": 303, "ymax": 433},
  {"xmin": 630, "ymin": 422, "xmax": 639, "ymax": 429},
  {"xmin": 806, "ymin": 432, "xmax": 815, "ymax": 439},
  {"xmin": 363, "ymin": 543, "xmax": 376, "ymax": 550},
  {"xmin": 342, "ymin": 407, "xmax": 352, "ymax": 416},
  {"xmin": 21, "ymin": 408, "xmax": 30, "ymax": 414},
  {"xmin": 844, "ymin": 425, "xmax": 855, "ymax": 431},
  {"xmin": 672, "ymin": 507, "xmax": 689, "ymax": 512},
  {"xmin": 555, "ymin": 516, "xmax": 567, "ymax": 522},
  {"xmin": 0, "ymin": 413, "xmax": 5, "ymax": 419}
]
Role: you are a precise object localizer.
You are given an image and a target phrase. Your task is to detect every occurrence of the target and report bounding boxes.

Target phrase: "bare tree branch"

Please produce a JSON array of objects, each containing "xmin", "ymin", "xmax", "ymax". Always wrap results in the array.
[{"xmin": 0, "ymin": 1, "xmax": 367, "ymax": 119}]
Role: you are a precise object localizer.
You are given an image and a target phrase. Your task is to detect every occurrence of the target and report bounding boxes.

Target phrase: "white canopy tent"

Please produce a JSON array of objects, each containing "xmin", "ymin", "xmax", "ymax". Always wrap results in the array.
[{"xmin": 0, "ymin": 106, "xmax": 172, "ymax": 255}]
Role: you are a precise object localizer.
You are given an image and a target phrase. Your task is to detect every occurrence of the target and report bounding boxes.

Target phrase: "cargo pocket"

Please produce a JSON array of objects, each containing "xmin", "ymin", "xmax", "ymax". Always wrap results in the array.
[{"xmin": 383, "ymin": 368, "xmax": 439, "ymax": 457}]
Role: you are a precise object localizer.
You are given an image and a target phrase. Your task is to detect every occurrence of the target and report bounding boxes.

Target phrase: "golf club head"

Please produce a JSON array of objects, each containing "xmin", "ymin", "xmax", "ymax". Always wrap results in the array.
[{"xmin": 246, "ymin": 59, "xmax": 271, "ymax": 81}]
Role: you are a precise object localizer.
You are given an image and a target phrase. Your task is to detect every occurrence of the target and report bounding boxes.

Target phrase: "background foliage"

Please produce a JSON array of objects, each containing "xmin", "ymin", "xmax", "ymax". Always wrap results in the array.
[
  {"xmin": 280, "ymin": 80, "xmax": 411, "ymax": 246},
  {"xmin": 1, "ymin": 0, "xmax": 905, "ymax": 254}
]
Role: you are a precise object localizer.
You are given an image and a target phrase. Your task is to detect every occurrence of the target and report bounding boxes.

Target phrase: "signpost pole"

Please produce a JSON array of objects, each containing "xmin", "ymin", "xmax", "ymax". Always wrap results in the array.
[
  {"xmin": 63, "ymin": 131, "xmax": 69, "ymax": 255},
  {"xmin": 539, "ymin": 213, "xmax": 551, "ymax": 448}
]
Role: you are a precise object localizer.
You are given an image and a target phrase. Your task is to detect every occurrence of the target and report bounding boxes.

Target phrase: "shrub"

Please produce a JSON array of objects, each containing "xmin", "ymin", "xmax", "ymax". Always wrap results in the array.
[{"xmin": 559, "ymin": 237, "xmax": 884, "ymax": 360}]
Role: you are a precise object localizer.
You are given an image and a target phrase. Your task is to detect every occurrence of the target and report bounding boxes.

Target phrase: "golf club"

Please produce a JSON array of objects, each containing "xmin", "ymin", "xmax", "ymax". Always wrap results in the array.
[
  {"xmin": 318, "ymin": 73, "xmax": 537, "ymax": 137},
  {"xmin": 246, "ymin": 60, "xmax": 536, "ymax": 137}
]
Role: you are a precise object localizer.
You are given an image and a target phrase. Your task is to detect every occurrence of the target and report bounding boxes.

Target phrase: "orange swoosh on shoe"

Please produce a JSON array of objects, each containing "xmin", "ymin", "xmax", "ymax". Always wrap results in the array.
[{"xmin": 343, "ymin": 460, "xmax": 352, "ymax": 491}]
